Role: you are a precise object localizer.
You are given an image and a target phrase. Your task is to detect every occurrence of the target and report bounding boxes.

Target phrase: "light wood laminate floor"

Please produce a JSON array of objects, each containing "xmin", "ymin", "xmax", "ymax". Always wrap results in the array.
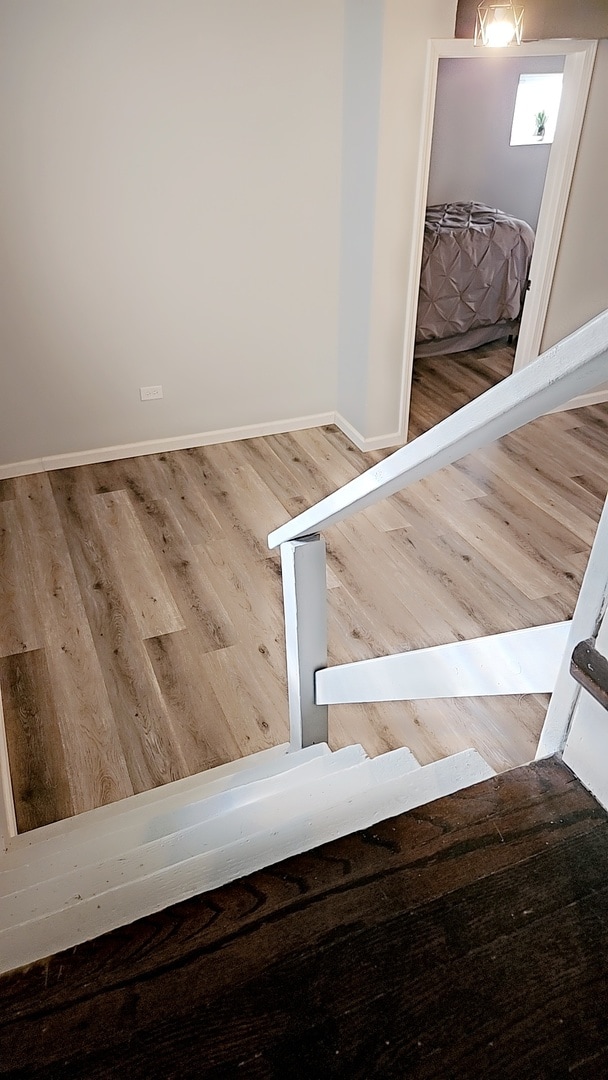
[{"xmin": 1, "ymin": 341, "xmax": 607, "ymax": 831}]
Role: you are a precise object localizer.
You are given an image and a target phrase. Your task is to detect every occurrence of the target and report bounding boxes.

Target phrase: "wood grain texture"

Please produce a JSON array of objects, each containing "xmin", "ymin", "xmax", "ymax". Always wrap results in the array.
[
  {"xmin": 1, "ymin": 758, "xmax": 608, "ymax": 1078},
  {"xmin": 145, "ymin": 631, "xmax": 241, "ymax": 772},
  {"xmin": 12, "ymin": 473, "xmax": 133, "ymax": 821},
  {"xmin": 94, "ymin": 490, "xmax": 185, "ymax": 640},
  {"xmin": 91, "ymin": 457, "xmax": 236, "ymax": 651},
  {"xmin": 0, "ymin": 500, "xmax": 40, "ymax": 658},
  {"xmin": 49, "ymin": 469, "xmax": 187, "ymax": 796},
  {"xmin": 0, "ymin": 341, "xmax": 607, "ymax": 828},
  {"xmin": 0, "ymin": 650, "xmax": 73, "ymax": 832},
  {"xmin": 0, "ymin": 479, "xmax": 17, "ymax": 503}
]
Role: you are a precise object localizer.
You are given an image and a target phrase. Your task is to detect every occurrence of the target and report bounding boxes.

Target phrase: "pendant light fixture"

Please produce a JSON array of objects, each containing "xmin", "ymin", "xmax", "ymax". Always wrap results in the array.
[{"xmin": 475, "ymin": 3, "xmax": 524, "ymax": 47}]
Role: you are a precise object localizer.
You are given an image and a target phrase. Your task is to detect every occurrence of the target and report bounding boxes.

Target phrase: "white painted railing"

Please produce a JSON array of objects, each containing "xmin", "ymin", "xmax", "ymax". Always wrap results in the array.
[{"xmin": 269, "ymin": 309, "xmax": 608, "ymax": 749}]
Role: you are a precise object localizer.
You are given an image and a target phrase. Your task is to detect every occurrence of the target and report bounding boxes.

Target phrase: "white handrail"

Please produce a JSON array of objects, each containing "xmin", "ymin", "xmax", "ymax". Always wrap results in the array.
[{"xmin": 268, "ymin": 308, "xmax": 608, "ymax": 549}]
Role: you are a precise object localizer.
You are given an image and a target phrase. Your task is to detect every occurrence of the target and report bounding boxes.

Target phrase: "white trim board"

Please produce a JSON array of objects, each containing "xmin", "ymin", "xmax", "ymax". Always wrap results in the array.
[
  {"xmin": 334, "ymin": 413, "xmax": 402, "ymax": 452},
  {"xmin": 537, "ymin": 493, "xmax": 608, "ymax": 759},
  {"xmin": 0, "ymin": 413, "xmax": 336, "ymax": 480},
  {"xmin": 513, "ymin": 41, "xmax": 598, "ymax": 373},
  {"xmin": 398, "ymin": 37, "xmax": 598, "ymax": 444},
  {"xmin": 0, "ymin": 412, "xmax": 403, "ymax": 481}
]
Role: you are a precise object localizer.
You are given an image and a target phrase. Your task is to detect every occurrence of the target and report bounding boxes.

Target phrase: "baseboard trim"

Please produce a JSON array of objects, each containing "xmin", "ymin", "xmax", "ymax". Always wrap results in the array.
[
  {"xmin": 0, "ymin": 412, "xmax": 405, "ymax": 480},
  {"xmin": 0, "ymin": 413, "xmax": 337, "ymax": 479},
  {"xmin": 334, "ymin": 413, "xmax": 404, "ymax": 452},
  {"xmin": 0, "ymin": 458, "xmax": 44, "ymax": 481}
]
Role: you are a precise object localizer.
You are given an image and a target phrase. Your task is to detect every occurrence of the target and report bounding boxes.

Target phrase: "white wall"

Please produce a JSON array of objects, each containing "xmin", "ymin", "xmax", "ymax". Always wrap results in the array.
[
  {"xmin": 336, "ymin": 0, "xmax": 459, "ymax": 445},
  {"xmin": 336, "ymin": 0, "xmax": 385, "ymax": 438},
  {"xmin": 427, "ymin": 55, "xmax": 564, "ymax": 230},
  {"xmin": 0, "ymin": 1, "xmax": 343, "ymax": 467},
  {"xmin": 542, "ymin": 39, "xmax": 608, "ymax": 351},
  {"xmin": 0, "ymin": 0, "xmax": 462, "ymax": 467}
]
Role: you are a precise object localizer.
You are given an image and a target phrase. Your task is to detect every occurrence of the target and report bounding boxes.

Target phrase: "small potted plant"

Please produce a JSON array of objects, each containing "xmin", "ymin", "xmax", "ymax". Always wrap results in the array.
[{"xmin": 534, "ymin": 110, "xmax": 547, "ymax": 139}]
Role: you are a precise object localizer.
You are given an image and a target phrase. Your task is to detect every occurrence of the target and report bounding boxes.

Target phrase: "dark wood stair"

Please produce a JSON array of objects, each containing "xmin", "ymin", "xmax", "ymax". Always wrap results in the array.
[{"xmin": 2, "ymin": 756, "xmax": 608, "ymax": 1078}]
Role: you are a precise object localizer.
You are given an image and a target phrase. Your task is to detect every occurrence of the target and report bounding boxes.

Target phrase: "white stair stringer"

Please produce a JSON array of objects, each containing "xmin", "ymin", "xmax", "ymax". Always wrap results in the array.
[{"xmin": 0, "ymin": 745, "xmax": 492, "ymax": 977}]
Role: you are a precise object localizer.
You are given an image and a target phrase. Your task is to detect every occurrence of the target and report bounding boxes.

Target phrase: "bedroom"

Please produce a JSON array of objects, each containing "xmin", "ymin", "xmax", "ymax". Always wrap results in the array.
[
  {"xmin": 407, "ymin": 31, "xmax": 608, "ymax": 438},
  {"xmin": 413, "ymin": 51, "xmax": 565, "ymax": 403}
]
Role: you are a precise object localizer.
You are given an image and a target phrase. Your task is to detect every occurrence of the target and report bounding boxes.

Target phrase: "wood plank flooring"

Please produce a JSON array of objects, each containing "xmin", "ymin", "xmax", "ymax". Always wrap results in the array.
[
  {"xmin": 2, "ymin": 757, "xmax": 608, "ymax": 1078},
  {"xmin": 1, "ymin": 340, "xmax": 608, "ymax": 831}
]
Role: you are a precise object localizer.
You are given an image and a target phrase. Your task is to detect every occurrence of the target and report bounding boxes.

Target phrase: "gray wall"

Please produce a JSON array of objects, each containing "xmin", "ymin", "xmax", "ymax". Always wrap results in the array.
[
  {"xmin": 0, "ymin": 0, "xmax": 460, "ymax": 467},
  {"xmin": 1, "ymin": 1, "xmax": 605, "ymax": 468}
]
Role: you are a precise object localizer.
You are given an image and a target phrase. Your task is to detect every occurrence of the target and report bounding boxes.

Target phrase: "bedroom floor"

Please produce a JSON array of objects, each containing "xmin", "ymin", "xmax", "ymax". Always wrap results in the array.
[
  {"xmin": 410, "ymin": 335, "xmax": 514, "ymax": 435},
  {"xmin": 1, "ymin": 340, "xmax": 607, "ymax": 831}
]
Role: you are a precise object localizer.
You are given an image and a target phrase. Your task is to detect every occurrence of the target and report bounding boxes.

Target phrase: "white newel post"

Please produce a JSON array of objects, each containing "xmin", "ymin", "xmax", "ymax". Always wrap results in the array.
[{"xmin": 280, "ymin": 535, "xmax": 328, "ymax": 750}]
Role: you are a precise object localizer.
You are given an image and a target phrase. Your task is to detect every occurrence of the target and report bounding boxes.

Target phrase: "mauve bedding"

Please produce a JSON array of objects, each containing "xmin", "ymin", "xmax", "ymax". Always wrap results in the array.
[{"xmin": 415, "ymin": 201, "xmax": 534, "ymax": 357}]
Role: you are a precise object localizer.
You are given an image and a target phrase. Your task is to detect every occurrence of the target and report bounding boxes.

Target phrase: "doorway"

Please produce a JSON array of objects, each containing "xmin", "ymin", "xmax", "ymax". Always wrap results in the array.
[{"xmin": 398, "ymin": 38, "xmax": 598, "ymax": 440}]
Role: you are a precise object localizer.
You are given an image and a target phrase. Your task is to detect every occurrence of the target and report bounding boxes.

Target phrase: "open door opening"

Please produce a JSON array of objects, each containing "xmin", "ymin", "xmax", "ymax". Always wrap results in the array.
[
  {"xmin": 411, "ymin": 52, "xmax": 564, "ymax": 433},
  {"xmin": 399, "ymin": 38, "xmax": 597, "ymax": 441}
]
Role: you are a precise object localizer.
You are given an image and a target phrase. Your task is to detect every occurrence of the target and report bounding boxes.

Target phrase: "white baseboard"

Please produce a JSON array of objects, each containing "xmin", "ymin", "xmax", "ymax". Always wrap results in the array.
[
  {"xmin": 0, "ymin": 413, "xmax": 336, "ymax": 480},
  {"xmin": 0, "ymin": 412, "xmax": 406, "ymax": 481},
  {"xmin": 334, "ymin": 413, "xmax": 404, "ymax": 452},
  {"xmin": 0, "ymin": 458, "xmax": 45, "ymax": 480}
]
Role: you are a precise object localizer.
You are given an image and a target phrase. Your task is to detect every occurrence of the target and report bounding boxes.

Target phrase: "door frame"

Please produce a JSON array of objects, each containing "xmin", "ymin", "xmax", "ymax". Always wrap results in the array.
[{"xmin": 398, "ymin": 37, "xmax": 598, "ymax": 440}]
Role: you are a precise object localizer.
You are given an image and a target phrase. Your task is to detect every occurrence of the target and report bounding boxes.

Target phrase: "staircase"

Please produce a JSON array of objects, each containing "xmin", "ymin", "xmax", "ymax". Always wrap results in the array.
[
  {"xmin": 0, "ymin": 307, "xmax": 607, "ymax": 978},
  {"xmin": 0, "ymin": 740, "xmax": 493, "ymax": 975}
]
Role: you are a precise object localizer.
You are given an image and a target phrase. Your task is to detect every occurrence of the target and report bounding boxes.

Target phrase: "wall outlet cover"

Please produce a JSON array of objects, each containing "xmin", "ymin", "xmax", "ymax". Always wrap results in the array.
[{"xmin": 140, "ymin": 385, "xmax": 163, "ymax": 401}]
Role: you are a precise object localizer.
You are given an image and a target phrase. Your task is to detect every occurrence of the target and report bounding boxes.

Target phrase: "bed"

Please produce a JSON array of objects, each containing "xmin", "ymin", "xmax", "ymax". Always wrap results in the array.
[{"xmin": 414, "ymin": 201, "xmax": 535, "ymax": 358}]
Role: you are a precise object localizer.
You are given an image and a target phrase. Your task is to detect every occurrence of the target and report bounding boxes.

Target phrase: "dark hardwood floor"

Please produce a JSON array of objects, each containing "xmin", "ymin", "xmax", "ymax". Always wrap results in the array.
[{"xmin": 2, "ymin": 756, "xmax": 608, "ymax": 1078}]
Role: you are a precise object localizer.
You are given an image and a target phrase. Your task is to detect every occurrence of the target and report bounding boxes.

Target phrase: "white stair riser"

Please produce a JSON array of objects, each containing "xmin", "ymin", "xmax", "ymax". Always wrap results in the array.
[
  {"xmin": 8, "ymin": 742, "xmax": 307, "ymax": 850},
  {"xmin": 0, "ymin": 748, "xmax": 483, "ymax": 928},
  {"xmin": 0, "ymin": 746, "xmax": 370, "ymax": 891},
  {"xmin": 0, "ymin": 748, "xmax": 491, "ymax": 977}
]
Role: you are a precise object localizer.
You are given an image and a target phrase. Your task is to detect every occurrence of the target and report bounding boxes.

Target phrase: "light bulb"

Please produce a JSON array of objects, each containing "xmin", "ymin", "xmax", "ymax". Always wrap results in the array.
[
  {"xmin": 486, "ymin": 13, "xmax": 516, "ymax": 47},
  {"xmin": 475, "ymin": 3, "xmax": 524, "ymax": 48}
]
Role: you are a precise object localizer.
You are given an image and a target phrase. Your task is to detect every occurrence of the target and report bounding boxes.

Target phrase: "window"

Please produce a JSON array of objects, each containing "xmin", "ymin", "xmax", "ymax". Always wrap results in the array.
[{"xmin": 510, "ymin": 72, "xmax": 563, "ymax": 146}]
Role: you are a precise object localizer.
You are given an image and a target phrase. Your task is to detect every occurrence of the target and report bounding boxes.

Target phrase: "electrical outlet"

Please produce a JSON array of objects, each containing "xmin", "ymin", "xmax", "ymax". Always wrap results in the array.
[{"xmin": 140, "ymin": 385, "xmax": 163, "ymax": 401}]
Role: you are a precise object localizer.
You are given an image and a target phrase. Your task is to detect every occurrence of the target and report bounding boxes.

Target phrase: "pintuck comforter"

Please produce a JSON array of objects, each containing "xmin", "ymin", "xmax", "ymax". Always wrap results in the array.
[{"xmin": 415, "ymin": 201, "xmax": 535, "ymax": 357}]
